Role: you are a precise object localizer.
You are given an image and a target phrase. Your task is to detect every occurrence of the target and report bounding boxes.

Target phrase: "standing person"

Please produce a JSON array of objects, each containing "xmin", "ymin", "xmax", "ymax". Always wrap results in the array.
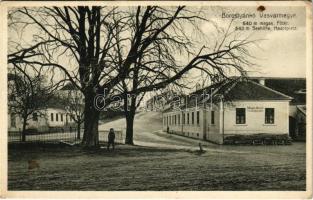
[{"xmin": 107, "ymin": 128, "xmax": 115, "ymax": 151}]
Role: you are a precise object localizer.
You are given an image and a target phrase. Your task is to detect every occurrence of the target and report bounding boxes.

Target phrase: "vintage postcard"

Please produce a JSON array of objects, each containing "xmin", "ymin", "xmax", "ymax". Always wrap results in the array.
[{"xmin": 0, "ymin": 1, "xmax": 312, "ymax": 199}]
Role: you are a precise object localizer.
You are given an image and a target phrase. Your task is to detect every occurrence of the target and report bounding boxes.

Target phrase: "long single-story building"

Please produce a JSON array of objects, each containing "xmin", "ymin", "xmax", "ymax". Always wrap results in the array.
[{"xmin": 162, "ymin": 77, "xmax": 293, "ymax": 144}]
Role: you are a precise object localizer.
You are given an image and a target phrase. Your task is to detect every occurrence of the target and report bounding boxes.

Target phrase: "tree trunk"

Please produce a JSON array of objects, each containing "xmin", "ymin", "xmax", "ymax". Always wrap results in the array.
[
  {"xmin": 81, "ymin": 93, "xmax": 100, "ymax": 148},
  {"xmin": 21, "ymin": 116, "xmax": 27, "ymax": 142},
  {"xmin": 125, "ymin": 111, "xmax": 135, "ymax": 145}
]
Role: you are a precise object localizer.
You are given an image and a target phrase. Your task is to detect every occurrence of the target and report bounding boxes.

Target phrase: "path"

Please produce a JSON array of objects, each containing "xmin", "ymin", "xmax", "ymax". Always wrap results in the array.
[{"xmin": 98, "ymin": 111, "xmax": 207, "ymax": 149}]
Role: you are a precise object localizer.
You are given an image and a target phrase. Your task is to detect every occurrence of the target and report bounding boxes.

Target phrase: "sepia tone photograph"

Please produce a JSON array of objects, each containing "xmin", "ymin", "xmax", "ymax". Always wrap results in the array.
[{"xmin": 1, "ymin": 1, "xmax": 312, "ymax": 198}]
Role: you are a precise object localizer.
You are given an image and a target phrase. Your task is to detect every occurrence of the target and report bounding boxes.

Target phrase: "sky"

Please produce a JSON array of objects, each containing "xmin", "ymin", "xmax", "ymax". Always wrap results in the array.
[
  {"xmin": 198, "ymin": 6, "xmax": 307, "ymax": 78},
  {"xmin": 8, "ymin": 5, "xmax": 307, "ymax": 94}
]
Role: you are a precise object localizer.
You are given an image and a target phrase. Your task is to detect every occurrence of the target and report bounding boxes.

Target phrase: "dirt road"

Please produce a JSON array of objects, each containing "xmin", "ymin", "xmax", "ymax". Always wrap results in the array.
[{"xmin": 99, "ymin": 111, "xmax": 214, "ymax": 149}]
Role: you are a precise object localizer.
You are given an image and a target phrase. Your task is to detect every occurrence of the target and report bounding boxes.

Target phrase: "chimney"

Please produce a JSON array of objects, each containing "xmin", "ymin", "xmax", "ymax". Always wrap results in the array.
[{"xmin": 258, "ymin": 78, "xmax": 265, "ymax": 85}]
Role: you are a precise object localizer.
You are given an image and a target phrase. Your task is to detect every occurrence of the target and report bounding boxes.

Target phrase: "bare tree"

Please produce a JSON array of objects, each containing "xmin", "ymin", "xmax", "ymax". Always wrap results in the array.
[
  {"xmin": 8, "ymin": 6, "xmax": 128, "ymax": 148},
  {"xmin": 8, "ymin": 6, "xmax": 256, "ymax": 148},
  {"xmin": 8, "ymin": 67, "xmax": 54, "ymax": 141},
  {"xmin": 108, "ymin": 7, "xmax": 255, "ymax": 145},
  {"xmin": 60, "ymin": 85, "xmax": 84, "ymax": 139}
]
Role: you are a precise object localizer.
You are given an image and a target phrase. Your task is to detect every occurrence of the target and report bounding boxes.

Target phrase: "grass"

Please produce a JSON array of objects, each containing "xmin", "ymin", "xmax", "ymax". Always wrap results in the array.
[{"xmin": 8, "ymin": 142, "xmax": 306, "ymax": 191}]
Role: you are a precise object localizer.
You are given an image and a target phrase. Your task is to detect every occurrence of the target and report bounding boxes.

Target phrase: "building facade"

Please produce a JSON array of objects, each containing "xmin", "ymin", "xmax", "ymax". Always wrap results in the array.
[
  {"xmin": 8, "ymin": 78, "xmax": 77, "ymax": 133},
  {"xmin": 162, "ymin": 78, "xmax": 293, "ymax": 144},
  {"xmin": 251, "ymin": 77, "xmax": 306, "ymax": 140}
]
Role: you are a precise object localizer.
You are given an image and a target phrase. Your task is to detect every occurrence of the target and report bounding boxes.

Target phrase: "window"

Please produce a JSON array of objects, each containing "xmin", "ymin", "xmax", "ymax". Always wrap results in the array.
[
  {"xmin": 10, "ymin": 114, "xmax": 16, "ymax": 128},
  {"xmin": 211, "ymin": 111, "xmax": 215, "ymax": 124},
  {"xmin": 51, "ymin": 113, "xmax": 54, "ymax": 121},
  {"xmin": 196, "ymin": 111, "xmax": 200, "ymax": 125},
  {"xmin": 61, "ymin": 114, "xmax": 63, "ymax": 122},
  {"xmin": 265, "ymin": 108, "xmax": 275, "ymax": 124},
  {"xmin": 182, "ymin": 113, "xmax": 185, "ymax": 124},
  {"xmin": 236, "ymin": 108, "xmax": 246, "ymax": 124},
  {"xmin": 192, "ymin": 112, "xmax": 194, "ymax": 125},
  {"xmin": 187, "ymin": 113, "xmax": 190, "ymax": 124},
  {"xmin": 56, "ymin": 113, "xmax": 59, "ymax": 122},
  {"xmin": 33, "ymin": 113, "xmax": 38, "ymax": 121}
]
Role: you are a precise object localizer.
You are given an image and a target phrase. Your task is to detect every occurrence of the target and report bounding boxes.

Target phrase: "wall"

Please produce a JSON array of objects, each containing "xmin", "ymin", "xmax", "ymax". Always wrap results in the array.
[
  {"xmin": 162, "ymin": 107, "xmax": 203, "ymax": 139},
  {"xmin": 47, "ymin": 108, "xmax": 73, "ymax": 127},
  {"xmin": 223, "ymin": 101, "xmax": 290, "ymax": 135},
  {"xmin": 162, "ymin": 100, "xmax": 290, "ymax": 144},
  {"xmin": 27, "ymin": 109, "xmax": 49, "ymax": 132},
  {"xmin": 205, "ymin": 103, "xmax": 223, "ymax": 144},
  {"xmin": 27, "ymin": 108, "xmax": 75, "ymax": 131}
]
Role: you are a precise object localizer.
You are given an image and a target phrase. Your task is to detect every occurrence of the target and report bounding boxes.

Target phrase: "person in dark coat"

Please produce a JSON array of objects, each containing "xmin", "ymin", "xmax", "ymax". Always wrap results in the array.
[{"xmin": 107, "ymin": 128, "xmax": 115, "ymax": 151}]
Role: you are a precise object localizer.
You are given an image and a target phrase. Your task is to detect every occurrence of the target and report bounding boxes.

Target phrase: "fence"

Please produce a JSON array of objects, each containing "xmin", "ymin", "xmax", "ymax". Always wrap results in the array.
[
  {"xmin": 99, "ymin": 130, "xmax": 124, "ymax": 144},
  {"xmin": 8, "ymin": 128, "xmax": 79, "ymax": 143},
  {"xmin": 8, "ymin": 128, "xmax": 124, "ymax": 144}
]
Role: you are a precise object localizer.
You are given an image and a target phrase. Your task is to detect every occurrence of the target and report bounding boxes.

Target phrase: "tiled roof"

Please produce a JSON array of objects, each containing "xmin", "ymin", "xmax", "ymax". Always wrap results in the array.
[
  {"xmin": 221, "ymin": 79, "xmax": 293, "ymax": 101},
  {"xmin": 250, "ymin": 78, "xmax": 306, "ymax": 104},
  {"xmin": 40, "ymin": 95, "xmax": 67, "ymax": 110},
  {"xmin": 164, "ymin": 77, "xmax": 293, "ymax": 112}
]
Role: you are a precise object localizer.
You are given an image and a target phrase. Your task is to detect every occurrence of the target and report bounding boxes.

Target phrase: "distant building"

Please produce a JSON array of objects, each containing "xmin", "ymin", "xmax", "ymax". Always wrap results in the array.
[
  {"xmin": 8, "ymin": 78, "xmax": 76, "ymax": 133},
  {"xmin": 162, "ymin": 77, "xmax": 293, "ymax": 144},
  {"xmin": 8, "ymin": 100, "xmax": 76, "ymax": 133}
]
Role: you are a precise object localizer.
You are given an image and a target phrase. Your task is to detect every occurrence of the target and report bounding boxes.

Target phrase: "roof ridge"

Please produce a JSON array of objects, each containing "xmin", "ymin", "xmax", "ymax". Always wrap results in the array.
[
  {"xmin": 200, "ymin": 78, "xmax": 237, "ymax": 103},
  {"xmin": 222, "ymin": 77, "xmax": 242, "ymax": 97},
  {"xmin": 249, "ymin": 80, "xmax": 293, "ymax": 100}
]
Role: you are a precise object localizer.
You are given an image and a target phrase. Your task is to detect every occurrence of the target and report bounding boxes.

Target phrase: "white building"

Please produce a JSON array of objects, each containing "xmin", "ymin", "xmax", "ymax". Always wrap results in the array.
[
  {"xmin": 8, "ymin": 104, "xmax": 76, "ymax": 133},
  {"xmin": 162, "ymin": 78, "xmax": 293, "ymax": 144},
  {"xmin": 8, "ymin": 77, "xmax": 77, "ymax": 133},
  {"xmin": 250, "ymin": 77, "xmax": 306, "ymax": 140}
]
